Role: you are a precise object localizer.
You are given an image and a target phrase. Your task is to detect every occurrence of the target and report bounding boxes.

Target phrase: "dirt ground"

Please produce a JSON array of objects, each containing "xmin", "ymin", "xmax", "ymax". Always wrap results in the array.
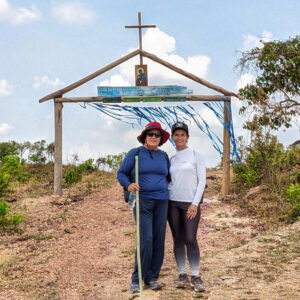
[{"xmin": 0, "ymin": 170, "xmax": 299, "ymax": 300}]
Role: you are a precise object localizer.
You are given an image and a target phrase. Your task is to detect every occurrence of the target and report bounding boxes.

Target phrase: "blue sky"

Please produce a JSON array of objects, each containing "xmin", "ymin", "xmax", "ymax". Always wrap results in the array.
[{"xmin": 0, "ymin": 0, "xmax": 299, "ymax": 167}]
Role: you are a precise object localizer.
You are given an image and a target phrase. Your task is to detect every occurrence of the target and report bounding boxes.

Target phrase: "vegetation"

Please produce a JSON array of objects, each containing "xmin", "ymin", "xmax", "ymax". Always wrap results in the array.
[
  {"xmin": 233, "ymin": 36, "xmax": 300, "ymax": 224},
  {"xmin": 0, "ymin": 201, "xmax": 26, "ymax": 233},
  {"xmin": 0, "ymin": 155, "xmax": 27, "ymax": 198},
  {"xmin": 237, "ymin": 36, "xmax": 300, "ymax": 131}
]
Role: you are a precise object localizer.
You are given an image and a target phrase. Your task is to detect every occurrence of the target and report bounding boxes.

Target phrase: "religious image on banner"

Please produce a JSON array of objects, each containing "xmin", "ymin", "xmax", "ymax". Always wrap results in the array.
[{"xmin": 135, "ymin": 65, "xmax": 148, "ymax": 86}]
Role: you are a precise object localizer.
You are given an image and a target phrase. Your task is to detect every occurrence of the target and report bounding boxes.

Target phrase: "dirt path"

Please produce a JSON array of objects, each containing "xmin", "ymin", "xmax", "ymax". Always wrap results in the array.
[{"xmin": 0, "ymin": 173, "xmax": 299, "ymax": 300}]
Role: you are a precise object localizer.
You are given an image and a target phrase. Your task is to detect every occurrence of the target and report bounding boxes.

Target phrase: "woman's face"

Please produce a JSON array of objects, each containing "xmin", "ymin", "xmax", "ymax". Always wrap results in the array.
[
  {"xmin": 144, "ymin": 129, "xmax": 161, "ymax": 150},
  {"xmin": 172, "ymin": 129, "xmax": 188, "ymax": 149}
]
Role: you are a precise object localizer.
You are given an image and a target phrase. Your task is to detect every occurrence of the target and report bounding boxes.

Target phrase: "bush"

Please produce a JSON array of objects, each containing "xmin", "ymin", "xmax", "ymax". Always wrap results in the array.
[
  {"xmin": 0, "ymin": 201, "xmax": 26, "ymax": 233},
  {"xmin": 233, "ymin": 133, "xmax": 299, "ymax": 191},
  {"xmin": 64, "ymin": 167, "xmax": 82, "ymax": 186},
  {"xmin": 96, "ymin": 153, "xmax": 126, "ymax": 171},
  {"xmin": 0, "ymin": 155, "xmax": 27, "ymax": 197},
  {"xmin": 78, "ymin": 159, "xmax": 97, "ymax": 173},
  {"xmin": 286, "ymin": 183, "xmax": 300, "ymax": 222},
  {"xmin": 0, "ymin": 141, "xmax": 18, "ymax": 160},
  {"xmin": 64, "ymin": 159, "xmax": 97, "ymax": 187}
]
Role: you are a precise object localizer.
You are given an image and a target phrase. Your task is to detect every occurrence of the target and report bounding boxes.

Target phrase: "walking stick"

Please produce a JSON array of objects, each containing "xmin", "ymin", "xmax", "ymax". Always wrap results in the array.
[{"xmin": 135, "ymin": 155, "xmax": 143, "ymax": 298}]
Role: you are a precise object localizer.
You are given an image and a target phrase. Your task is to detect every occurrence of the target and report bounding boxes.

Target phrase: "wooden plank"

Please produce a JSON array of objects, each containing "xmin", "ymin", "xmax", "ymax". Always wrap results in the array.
[
  {"xmin": 39, "ymin": 49, "xmax": 140, "ymax": 103},
  {"xmin": 164, "ymin": 97, "xmax": 186, "ymax": 102},
  {"xmin": 97, "ymin": 85, "xmax": 192, "ymax": 96},
  {"xmin": 123, "ymin": 97, "xmax": 141, "ymax": 102},
  {"xmin": 222, "ymin": 98, "xmax": 231, "ymax": 195},
  {"xmin": 54, "ymin": 101, "xmax": 63, "ymax": 196},
  {"xmin": 141, "ymin": 50, "xmax": 241, "ymax": 99},
  {"xmin": 143, "ymin": 97, "xmax": 162, "ymax": 102},
  {"xmin": 54, "ymin": 95, "xmax": 228, "ymax": 103},
  {"xmin": 138, "ymin": 12, "xmax": 143, "ymax": 65},
  {"xmin": 103, "ymin": 97, "xmax": 122, "ymax": 103},
  {"xmin": 125, "ymin": 25, "xmax": 156, "ymax": 28}
]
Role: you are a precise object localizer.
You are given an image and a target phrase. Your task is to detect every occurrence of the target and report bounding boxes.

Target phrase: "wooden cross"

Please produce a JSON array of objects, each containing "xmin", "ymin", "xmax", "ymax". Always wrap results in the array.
[{"xmin": 125, "ymin": 12, "xmax": 156, "ymax": 65}]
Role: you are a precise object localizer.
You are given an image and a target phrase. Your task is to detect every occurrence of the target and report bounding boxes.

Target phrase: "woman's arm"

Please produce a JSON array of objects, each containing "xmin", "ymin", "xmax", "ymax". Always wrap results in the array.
[
  {"xmin": 192, "ymin": 151, "xmax": 206, "ymax": 207},
  {"xmin": 116, "ymin": 148, "xmax": 137, "ymax": 190}
]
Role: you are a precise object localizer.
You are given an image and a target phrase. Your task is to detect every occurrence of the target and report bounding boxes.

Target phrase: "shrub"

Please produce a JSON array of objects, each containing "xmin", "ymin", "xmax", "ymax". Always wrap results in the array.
[
  {"xmin": 0, "ymin": 141, "xmax": 18, "ymax": 160},
  {"xmin": 78, "ymin": 159, "xmax": 97, "ymax": 173},
  {"xmin": 233, "ymin": 133, "xmax": 299, "ymax": 192},
  {"xmin": 0, "ymin": 201, "xmax": 26, "ymax": 233},
  {"xmin": 96, "ymin": 153, "xmax": 127, "ymax": 171},
  {"xmin": 286, "ymin": 183, "xmax": 300, "ymax": 222},
  {"xmin": 0, "ymin": 155, "xmax": 27, "ymax": 197},
  {"xmin": 64, "ymin": 167, "xmax": 82, "ymax": 186}
]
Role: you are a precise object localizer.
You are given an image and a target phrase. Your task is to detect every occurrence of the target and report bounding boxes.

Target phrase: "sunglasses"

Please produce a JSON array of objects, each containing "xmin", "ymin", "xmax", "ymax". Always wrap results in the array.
[{"xmin": 146, "ymin": 132, "xmax": 162, "ymax": 138}]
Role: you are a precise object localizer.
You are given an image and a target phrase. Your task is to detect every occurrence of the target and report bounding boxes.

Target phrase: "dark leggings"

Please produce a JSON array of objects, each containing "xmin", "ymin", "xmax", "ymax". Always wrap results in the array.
[{"xmin": 167, "ymin": 200, "xmax": 201, "ymax": 276}]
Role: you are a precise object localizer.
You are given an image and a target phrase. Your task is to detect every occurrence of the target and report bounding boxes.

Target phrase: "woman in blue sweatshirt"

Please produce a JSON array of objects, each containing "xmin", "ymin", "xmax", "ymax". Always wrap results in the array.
[{"xmin": 117, "ymin": 122, "xmax": 170, "ymax": 294}]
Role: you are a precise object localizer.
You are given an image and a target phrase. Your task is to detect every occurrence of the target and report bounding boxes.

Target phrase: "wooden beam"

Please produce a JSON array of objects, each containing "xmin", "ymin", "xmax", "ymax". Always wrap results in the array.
[
  {"xmin": 54, "ymin": 101, "xmax": 63, "ymax": 196},
  {"xmin": 54, "ymin": 95, "xmax": 229, "ymax": 103},
  {"xmin": 138, "ymin": 12, "xmax": 143, "ymax": 65},
  {"xmin": 141, "ymin": 50, "xmax": 240, "ymax": 99},
  {"xmin": 222, "ymin": 98, "xmax": 231, "ymax": 195},
  {"xmin": 39, "ymin": 49, "xmax": 140, "ymax": 103}
]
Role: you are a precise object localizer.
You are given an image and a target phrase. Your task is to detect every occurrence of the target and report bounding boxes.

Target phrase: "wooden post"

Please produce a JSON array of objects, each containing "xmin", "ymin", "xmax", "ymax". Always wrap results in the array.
[
  {"xmin": 222, "ymin": 98, "xmax": 231, "ymax": 195},
  {"xmin": 54, "ymin": 100, "xmax": 63, "ymax": 196},
  {"xmin": 138, "ymin": 12, "xmax": 143, "ymax": 65}
]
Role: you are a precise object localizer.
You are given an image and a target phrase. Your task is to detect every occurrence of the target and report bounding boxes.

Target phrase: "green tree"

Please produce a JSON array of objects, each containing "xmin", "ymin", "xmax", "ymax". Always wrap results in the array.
[
  {"xmin": 0, "ymin": 155, "xmax": 27, "ymax": 197},
  {"xmin": 17, "ymin": 141, "xmax": 31, "ymax": 161},
  {"xmin": 46, "ymin": 142, "xmax": 55, "ymax": 163},
  {"xmin": 237, "ymin": 36, "xmax": 300, "ymax": 131},
  {"xmin": 0, "ymin": 141, "xmax": 18, "ymax": 160},
  {"xmin": 28, "ymin": 140, "xmax": 47, "ymax": 164}
]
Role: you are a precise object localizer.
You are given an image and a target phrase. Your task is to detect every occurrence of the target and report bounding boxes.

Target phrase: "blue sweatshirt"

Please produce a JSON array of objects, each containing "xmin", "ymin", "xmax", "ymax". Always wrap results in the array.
[{"xmin": 117, "ymin": 146, "xmax": 170, "ymax": 200}]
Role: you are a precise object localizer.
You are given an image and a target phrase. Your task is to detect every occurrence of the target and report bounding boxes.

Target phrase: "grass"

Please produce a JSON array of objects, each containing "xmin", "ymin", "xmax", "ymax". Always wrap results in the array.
[
  {"xmin": 17, "ymin": 233, "xmax": 54, "ymax": 241},
  {"xmin": 122, "ymin": 245, "xmax": 136, "ymax": 256},
  {"xmin": 0, "ymin": 254, "xmax": 18, "ymax": 278},
  {"xmin": 124, "ymin": 231, "xmax": 134, "ymax": 236},
  {"xmin": 2, "ymin": 164, "xmax": 117, "ymax": 202}
]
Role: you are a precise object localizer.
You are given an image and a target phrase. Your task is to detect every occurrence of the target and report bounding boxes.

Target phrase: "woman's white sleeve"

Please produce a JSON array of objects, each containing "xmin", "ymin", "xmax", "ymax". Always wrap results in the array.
[{"xmin": 192, "ymin": 152, "xmax": 206, "ymax": 206}]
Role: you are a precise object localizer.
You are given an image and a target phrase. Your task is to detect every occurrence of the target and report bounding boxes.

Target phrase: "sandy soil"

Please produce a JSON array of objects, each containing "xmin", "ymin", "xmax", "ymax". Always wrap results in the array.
[{"xmin": 0, "ymin": 171, "xmax": 299, "ymax": 300}]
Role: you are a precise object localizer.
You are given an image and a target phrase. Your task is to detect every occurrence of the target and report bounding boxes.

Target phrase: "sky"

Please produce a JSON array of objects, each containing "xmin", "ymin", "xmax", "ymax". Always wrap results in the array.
[{"xmin": 0, "ymin": 0, "xmax": 299, "ymax": 167}]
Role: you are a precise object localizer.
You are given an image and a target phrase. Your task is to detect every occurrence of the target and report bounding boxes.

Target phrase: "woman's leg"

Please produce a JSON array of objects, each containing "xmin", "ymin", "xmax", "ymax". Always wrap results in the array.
[
  {"xmin": 131, "ymin": 198, "xmax": 155, "ymax": 284},
  {"xmin": 167, "ymin": 201, "xmax": 187, "ymax": 275},
  {"xmin": 145, "ymin": 199, "xmax": 168, "ymax": 282},
  {"xmin": 183, "ymin": 204, "xmax": 201, "ymax": 276}
]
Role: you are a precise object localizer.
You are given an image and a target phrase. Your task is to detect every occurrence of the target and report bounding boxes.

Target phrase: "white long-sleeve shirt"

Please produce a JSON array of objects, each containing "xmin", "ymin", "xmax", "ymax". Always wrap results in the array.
[{"xmin": 168, "ymin": 147, "xmax": 206, "ymax": 206}]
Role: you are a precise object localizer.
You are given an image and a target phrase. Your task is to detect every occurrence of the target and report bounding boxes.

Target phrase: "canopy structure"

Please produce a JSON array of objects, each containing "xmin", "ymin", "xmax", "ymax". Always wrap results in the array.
[{"xmin": 39, "ymin": 12, "xmax": 240, "ymax": 196}]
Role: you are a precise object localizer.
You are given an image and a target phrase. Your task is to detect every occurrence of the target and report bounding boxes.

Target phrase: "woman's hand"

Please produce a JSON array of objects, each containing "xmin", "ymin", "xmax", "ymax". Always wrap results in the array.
[
  {"xmin": 187, "ymin": 204, "xmax": 198, "ymax": 219},
  {"xmin": 127, "ymin": 183, "xmax": 140, "ymax": 193}
]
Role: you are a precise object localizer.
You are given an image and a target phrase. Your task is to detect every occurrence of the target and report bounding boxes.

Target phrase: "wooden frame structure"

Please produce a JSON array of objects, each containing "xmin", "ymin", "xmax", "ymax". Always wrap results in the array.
[
  {"xmin": 39, "ymin": 48, "xmax": 238, "ymax": 196},
  {"xmin": 39, "ymin": 13, "xmax": 239, "ymax": 196}
]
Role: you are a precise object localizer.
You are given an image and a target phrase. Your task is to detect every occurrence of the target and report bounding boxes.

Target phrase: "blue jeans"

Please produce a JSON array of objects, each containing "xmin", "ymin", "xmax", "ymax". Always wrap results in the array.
[{"xmin": 131, "ymin": 198, "xmax": 168, "ymax": 284}]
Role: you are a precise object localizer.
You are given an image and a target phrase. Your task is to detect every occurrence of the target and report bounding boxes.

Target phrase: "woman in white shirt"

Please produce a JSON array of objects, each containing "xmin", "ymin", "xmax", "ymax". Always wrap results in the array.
[{"xmin": 168, "ymin": 122, "xmax": 206, "ymax": 292}]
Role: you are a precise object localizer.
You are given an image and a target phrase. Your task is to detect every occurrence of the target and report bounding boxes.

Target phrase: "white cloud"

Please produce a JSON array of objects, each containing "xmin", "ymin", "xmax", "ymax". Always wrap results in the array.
[
  {"xmin": 242, "ymin": 30, "xmax": 272, "ymax": 51},
  {"xmin": 52, "ymin": 2, "xmax": 96, "ymax": 24},
  {"xmin": 99, "ymin": 74, "xmax": 131, "ymax": 87},
  {"xmin": 236, "ymin": 73, "xmax": 255, "ymax": 90},
  {"xmin": 0, "ymin": 122, "xmax": 12, "ymax": 135},
  {"xmin": 100, "ymin": 28, "xmax": 211, "ymax": 89},
  {"xmin": 0, "ymin": 0, "xmax": 41, "ymax": 25},
  {"xmin": 33, "ymin": 75, "xmax": 65, "ymax": 90},
  {"xmin": 0, "ymin": 79, "xmax": 14, "ymax": 96}
]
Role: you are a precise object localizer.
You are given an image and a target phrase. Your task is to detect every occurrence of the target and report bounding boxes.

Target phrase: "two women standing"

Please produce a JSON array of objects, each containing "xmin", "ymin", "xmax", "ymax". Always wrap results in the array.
[{"xmin": 117, "ymin": 121, "xmax": 206, "ymax": 294}]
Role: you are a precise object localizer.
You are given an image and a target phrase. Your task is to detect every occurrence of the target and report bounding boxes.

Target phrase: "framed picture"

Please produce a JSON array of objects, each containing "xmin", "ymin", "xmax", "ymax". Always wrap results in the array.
[{"xmin": 135, "ymin": 65, "xmax": 148, "ymax": 86}]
